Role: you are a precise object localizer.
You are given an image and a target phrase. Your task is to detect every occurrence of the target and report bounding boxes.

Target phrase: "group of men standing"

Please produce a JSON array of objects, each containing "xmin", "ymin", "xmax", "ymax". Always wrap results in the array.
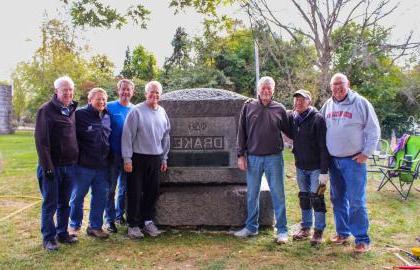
[
  {"xmin": 235, "ymin": 73, "xmax": 380, "ymax": 254},
  {"xmin": 34, "ymin": 72, "xmax": 380, "ymax": 255},
  {"xmin": 35, "ymin": 77, "xmax": 170, "ymax": 251}
]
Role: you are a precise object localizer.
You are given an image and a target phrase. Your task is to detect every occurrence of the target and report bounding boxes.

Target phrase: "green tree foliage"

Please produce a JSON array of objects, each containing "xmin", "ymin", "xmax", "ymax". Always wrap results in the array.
[
  {"xmin": 161, "ymin": 23, "xmax": 317, "ymax": 102},
  {"xmin": 214, "ymin": 30, "xmax": 255, "ymax": 95},
  {"xmin": 11, "ymin": 69, "xmax": 27, "ymax": 123},
  {"xmin": 164, "ymin": 27, "xmax": 191, "ymax": 73},
  {"xmin": 120, "ymin": 46, "xmax": 135, "ymax": 79},
  {"xmin": 162, "ymin": 66, "xmax": 232, "ymax": 91},
  {"xmin": 63, "ymin": 0, "xmax": 150, "ymax": 29},
  {"xmin": 132, "ymin": 45, "xmax": 156, "ymax": 80},
  {"xmin": 11, "ymin": 19, "xmax": 116, "ymax": 120},
  {"xmin": 120, "ymin": 45, "xmax": 159, "ymax": 81},
  {"xmin": 401, "ymin": 65, "xmax": 420, "ymax": 116},
  {"xmin": 332, "ymin": 22, "xmax": 418, "ymax": 136},
  {"xmin": 253, "ymin": 30, "xmax": 318, "ymax": 106}
]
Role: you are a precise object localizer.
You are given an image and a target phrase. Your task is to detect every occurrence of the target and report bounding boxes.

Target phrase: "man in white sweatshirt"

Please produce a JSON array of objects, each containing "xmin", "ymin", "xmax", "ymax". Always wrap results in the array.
[
  {"xmin": 320, "ymin": 73, "xmax": 380, "ymax": 254},
  {"xmin": 121, "ymin": 81, "xmax": 170, "ymax": 239}
]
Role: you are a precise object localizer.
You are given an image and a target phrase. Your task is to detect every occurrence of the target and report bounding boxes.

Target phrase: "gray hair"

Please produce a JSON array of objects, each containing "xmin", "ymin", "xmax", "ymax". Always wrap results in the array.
[
  {"xmin": 88, "ymin": 87, "xmax": 108, "ymax": 101},
  {"xmin": 145, "ymin": 81, "xmax": 162, "ymax": 94},
  {"xmin": 257, "ymin": 76, "xmax": 275, "ymax": 93},
  {"xmin": 117, "ymin": 79, "xmax": 135, "ymax": 89},
  {"xmin": 330, "ymin": 73, "xmax": 349, "ymax": 85},
  {"xmin": 54, "ymin": 76, "xmax": 74, "ymax": 90}
]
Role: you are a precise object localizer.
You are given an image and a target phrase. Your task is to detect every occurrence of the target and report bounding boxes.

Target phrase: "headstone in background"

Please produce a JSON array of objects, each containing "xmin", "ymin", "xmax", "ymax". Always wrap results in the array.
[
  {"xmin": 0, "ymin": 85, "xmax": 13, "ymax": 134},
  {"xmin": 156, "ymin": 88, "xmax": 274, "ymax": 227}
]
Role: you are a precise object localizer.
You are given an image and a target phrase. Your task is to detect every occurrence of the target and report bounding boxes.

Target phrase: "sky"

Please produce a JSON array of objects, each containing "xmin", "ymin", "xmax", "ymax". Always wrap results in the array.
[{"xmin": 1, "ymin": 0, "xmax": 419, "ymax": 81}]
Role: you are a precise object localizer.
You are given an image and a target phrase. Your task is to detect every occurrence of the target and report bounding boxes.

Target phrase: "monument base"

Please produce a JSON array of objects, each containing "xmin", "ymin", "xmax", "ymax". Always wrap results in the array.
[{"xmin": 155, "ymin": 185, "xmax": 274, "ymax": 227}]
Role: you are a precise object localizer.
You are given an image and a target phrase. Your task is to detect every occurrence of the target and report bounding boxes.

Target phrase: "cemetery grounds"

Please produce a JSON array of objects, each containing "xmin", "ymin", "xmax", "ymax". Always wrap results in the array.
[{"xmin": 0, "ymin": 131, "xmax": 419, "ymax": 270}]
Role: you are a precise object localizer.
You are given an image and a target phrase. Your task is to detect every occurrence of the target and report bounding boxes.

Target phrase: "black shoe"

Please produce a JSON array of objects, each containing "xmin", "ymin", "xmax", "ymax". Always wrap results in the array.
[
  {"xmin": 115, "ymin": 217, "xmax": 126, "ymax": 225},
  {"xmin": 43, "ymin": 240, "xmax": 58, "ymax": 251},
  {"xmin": 57, "ymin": 234, "xmax": 78, "ymax": 244},
  {"xmin": 106, "ymin": 222, "xmax": 118, "ymax": 233}
]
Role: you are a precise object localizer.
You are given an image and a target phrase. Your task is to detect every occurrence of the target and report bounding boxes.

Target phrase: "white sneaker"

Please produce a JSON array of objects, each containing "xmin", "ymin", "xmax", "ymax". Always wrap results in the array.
[
  {"xmin": 276, "ymin": 232, "xmax": 288, "ymax": 244},
  {"xmin": 143, "ymin": 222, "xmax": 161, "ymax": 237},
  {"xmin": 233, "ymin": 227, "xmax": 258, "ymax": 238},
  {"xmin": 128, "ymin": 226, "xmax": 144, "ymax": 239}
]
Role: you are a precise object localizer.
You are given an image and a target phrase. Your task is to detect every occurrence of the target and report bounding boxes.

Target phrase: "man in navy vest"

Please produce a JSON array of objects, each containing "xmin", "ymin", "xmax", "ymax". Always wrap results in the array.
[{"xmin": 69, "ymin": 88, "xmax": 111, "ymax": 238}]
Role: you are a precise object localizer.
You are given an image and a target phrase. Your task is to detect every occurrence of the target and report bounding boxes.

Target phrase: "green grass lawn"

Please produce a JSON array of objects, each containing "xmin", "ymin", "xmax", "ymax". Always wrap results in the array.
[{"xmin": 0, "ymin": 131, "xmax": 419, "ymax": 269}]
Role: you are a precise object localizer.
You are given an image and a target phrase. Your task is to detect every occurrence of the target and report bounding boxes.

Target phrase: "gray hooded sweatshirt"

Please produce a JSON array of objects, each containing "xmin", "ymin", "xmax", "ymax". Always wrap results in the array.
[{"xmin": 320, "ymin": 89, "xmax": 380, "ymax": 158}]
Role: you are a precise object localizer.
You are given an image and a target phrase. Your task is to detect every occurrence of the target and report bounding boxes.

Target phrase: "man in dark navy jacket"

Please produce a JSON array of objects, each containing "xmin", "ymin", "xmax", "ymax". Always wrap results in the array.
[
  {"xmin": 69, "ymin": 88, "xmax": 111, "ymax": 238},
  {"xmin": 35, "ymin": 76, "xmax": 79, "ymax": 251}
]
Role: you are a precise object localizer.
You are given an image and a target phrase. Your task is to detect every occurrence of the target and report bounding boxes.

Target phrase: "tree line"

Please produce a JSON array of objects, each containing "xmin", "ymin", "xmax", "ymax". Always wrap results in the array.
[{"xmin": 7, "ymin": 0, "xmax": 420, "ymax": 137}]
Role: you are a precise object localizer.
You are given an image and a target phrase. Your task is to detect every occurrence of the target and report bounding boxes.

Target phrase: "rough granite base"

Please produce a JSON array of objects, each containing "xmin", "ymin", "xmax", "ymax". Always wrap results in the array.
[{"xmin": 155, "ymin": 185, "xmax": 274, "ymax": 227}]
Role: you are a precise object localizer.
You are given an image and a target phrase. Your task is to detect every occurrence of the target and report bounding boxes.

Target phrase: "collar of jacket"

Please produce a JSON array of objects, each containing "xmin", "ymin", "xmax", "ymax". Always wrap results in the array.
[
  {"xmin": 87, "ymin": 103, "xmax": 108, "ymax": 117},
  {"xmin": 51, "ymin": 94, "xmax": 78, "ymax": 113},
  {"xmin": 293, "ymin": 107, "xmax": 315, "ymax": 125},
  {"xmin": 257, "ymin": 96, "xmax": 273, "ymax": 107}
]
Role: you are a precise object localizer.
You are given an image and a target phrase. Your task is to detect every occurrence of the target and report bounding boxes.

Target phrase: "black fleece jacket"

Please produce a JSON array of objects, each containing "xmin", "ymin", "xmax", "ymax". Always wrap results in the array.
[
  {"xmin": 34, "ymin": 95, "xmax": 79, "ymax": 171},
  {"xmin": 287, "ymin": 107, "xmax": 329, "ymax": 173}
]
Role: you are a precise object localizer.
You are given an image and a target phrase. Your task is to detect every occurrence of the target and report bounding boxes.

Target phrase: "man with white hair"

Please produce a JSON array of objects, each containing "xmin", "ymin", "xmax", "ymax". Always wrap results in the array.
[
  {"xmin": 122, "ymin": 80, "xmax": 170, "ymax": 239},
  {"xmin": 35, "ymin": 76, "xmax": 79, "ymax": 251},
  {"xmin": 104, "ymin": 79, "xmax": 135, "ymax": 233},
  {"xmin": 235, "ymin": 76, "xmax": 291, "ymax": 244},
  {"xmin": 69, "ymin": 88, "xmax": 111, "ymax": 239},
  {"xmin": 320, "ymin": 73, "xmax": 380, "ymax": 253}
]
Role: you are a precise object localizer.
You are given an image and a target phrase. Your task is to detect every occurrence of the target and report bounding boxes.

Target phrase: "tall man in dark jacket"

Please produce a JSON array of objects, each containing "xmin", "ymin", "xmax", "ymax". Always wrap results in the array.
[
  {"xmin": 287, "ymin": 90, "xmax": 329, "ymax": 245},
  {"xmin": 35, "ymin": 76, "xmax": 79, "ymax": 251},
  {"xmin": 235, "ymin": 76, "xmax": 291, "ymax": 244},
  {"xmin": 69, "ymin": 88, "xmax": 111, "ymax": 238}
]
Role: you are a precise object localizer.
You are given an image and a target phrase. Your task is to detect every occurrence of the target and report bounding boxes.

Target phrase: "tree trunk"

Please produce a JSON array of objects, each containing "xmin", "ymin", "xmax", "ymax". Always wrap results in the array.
[{"xmin": 316, "ymin": 66, "xmax": 332, "ymax": 108}]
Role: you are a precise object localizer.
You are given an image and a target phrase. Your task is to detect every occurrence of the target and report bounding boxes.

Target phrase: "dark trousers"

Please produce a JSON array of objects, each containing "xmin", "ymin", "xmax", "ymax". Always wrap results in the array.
[
  {"xmin": 127, "ymin": 153, "xmax": 161, "ymax": 228},
  {"xmin": 37, "ymin": 164, "xmax": 75, "ymax": 241}
]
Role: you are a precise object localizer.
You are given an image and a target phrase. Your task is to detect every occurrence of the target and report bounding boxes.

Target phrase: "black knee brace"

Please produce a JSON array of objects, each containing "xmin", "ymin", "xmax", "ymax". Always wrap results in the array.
[
  {"xmin": 310, "ymin": 192, "xmax": 327, "ymax": 213},
  {"xmin": 298, "ymin": 192, "xmax": 311, "ymax": 210}
]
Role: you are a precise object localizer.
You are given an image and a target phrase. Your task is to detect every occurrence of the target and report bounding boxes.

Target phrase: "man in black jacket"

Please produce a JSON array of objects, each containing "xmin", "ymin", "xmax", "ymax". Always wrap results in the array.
[
  {"xmin": 69, "ymin": 88, "xmax": 111, "ymax": 239},
  {"xmin": 35, "ymin": 76, "xmax": 79, "ymax": 251},
  {"xmin": 288, "ymin": 89, "xmax": 329, "ymax": 245}
]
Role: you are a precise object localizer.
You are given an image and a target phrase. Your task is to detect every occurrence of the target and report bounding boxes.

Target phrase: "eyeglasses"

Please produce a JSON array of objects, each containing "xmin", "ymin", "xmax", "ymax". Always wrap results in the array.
[{"xmin": 331, "ymin": 81, "xmax": 347, "ymax": 87}]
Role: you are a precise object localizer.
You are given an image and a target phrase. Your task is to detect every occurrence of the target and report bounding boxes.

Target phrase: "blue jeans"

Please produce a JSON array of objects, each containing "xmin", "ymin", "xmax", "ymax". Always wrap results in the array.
[
  {"xmin": 329, "ymin": 157, "xmax": 370, "ymax": 244},
  {"xmin": 37, "ymin": 164, "xmax": 76, "ymax": 241},
  {"xmin": 105, "ymin": 153, "xmax": 127, "ymax": 223},
  {"xmin": 245, "ymin": 153, "xmax": 287, "ymax": 234},
  {"xmin": 296, "ymin": 168, "xmax": 326, "ymax": 230},
  {"xmin": 69, "ymin": 165, "xmax": 109, "ymax": 230}
]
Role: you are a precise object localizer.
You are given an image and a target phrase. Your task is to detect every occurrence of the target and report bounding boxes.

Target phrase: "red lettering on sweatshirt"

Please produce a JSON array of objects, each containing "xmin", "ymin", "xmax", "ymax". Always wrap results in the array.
[{"xmin": 326, "ymin": 111, "xmax": 353, "ymax": 119}]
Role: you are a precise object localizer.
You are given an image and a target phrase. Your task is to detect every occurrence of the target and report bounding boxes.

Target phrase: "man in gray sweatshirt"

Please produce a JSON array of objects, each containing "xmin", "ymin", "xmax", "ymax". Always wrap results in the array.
[
  {"xmin": 121, "ymin": 81, "xmax": 170, "ymax": 239},
  {"xmin": 320, "ymin": 73, "xmax": 380, "ymax": 253}
]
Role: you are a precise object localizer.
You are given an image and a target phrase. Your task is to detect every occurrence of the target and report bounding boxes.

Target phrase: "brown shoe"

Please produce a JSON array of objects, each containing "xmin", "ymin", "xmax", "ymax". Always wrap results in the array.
[
  {"xmin": 330, "ymin": 235, "xmax": 349, "ymax": 245},
  {"xmin": 86, "ymin": 227, "xmax": 109, "ymax": 239},
  {"xmin": 354, "ymin": 243, "xmax": 370, "ymax": 253},
  {"xmin": 310, "ymin": 229, "xmax": 323, "ymax": 246},
  {"xmin": 292, "ymin": 228, "xmax": 311, "ymax": 241},
  {"xmin": 68, "ymin": 227, "xmax": 81, "ymax": 236}
]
